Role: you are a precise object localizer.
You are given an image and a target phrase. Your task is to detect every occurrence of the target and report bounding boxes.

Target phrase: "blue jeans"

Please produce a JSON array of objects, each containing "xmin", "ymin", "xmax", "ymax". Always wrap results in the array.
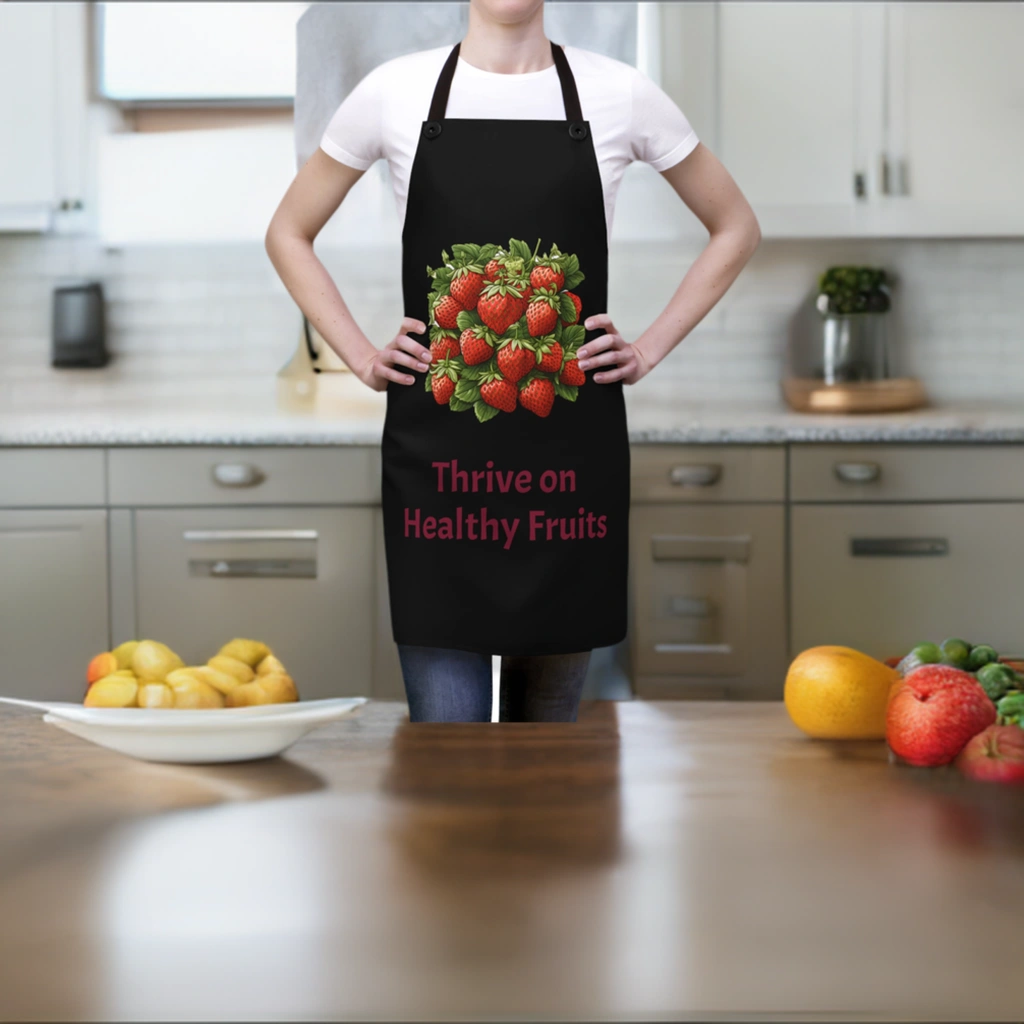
[{"xmin": 396, "ymin": 645, "xmax": 591, "ymax": 723}]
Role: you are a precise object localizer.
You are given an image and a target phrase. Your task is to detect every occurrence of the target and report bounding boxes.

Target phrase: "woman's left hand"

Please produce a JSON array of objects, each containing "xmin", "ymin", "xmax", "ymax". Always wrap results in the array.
[{"xmin": 577, "ymin": 314, "xmax": 652, "ymax": 385}]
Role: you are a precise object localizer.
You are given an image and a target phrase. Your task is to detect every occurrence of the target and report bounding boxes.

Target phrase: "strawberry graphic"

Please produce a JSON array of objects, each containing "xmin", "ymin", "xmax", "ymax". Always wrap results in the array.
[
  {"xmin": 478, "ymin": 280, "xmax": 524, "ymax": 334},
  {"xmin": 519, "ymin": 377, "xmax": 555, "ymax": 418},
  {"xmin": 530, "ymin": 263, "xmax": 564, "ymax": 292},
  {"xmin": 525, "ymin": 287, "xmax": 561, "ymax": 337},
  {"xmin": 533, "ymin": 337, "xmax": 563, "ymax": 373},
  {"xmin": 496, "ymin": 336, "xmax": 535, "ymax": 383},
  {"xmin": 450, "ymin": 268, "xmax": 484, "ymax": 309},
  {"xmin": 484, "ymin": 257, "xmax": 507, "ymax": 282},
  {"xmin": 459, "ymin": 325, "xmax": 495, "ymax": 366},
  {"xmin": 433, "ymin": 293, "xmax": 462, "ymax": 329},
  {"xmin": 480, "ymin": 370, "xmax": 517, "ymax": 413},
  {"xmin": 561, "ymin": 291, "xmax": 582, "ymax": 326},
  {"xmin": 429, "ymin": 332, "xmax": 460, "ymax": 364},
  {"xmin": 559, "ymin": 358, "xmax": 586, "ymax": 386},
  {"xmin": 430, "ymin": 357, "xmax": 459, "ymax": 405}
]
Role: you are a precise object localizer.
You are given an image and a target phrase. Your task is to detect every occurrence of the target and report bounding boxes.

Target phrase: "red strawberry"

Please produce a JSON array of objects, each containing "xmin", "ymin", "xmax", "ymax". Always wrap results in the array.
[
  {"xmin": 480, "ymin": 376, "xmax": 517, "ymax": 413},
  {"xmin": 460, "ymin": 326, "xmax": 494, "ymax": 366},
  {"xmin": 484, "ymin": 258, "xmax": 505, "ymax": 282},
  {"xmin": 429, "ymin": 334, "xmax": 460, "ymax": 363},
  {"xmin": 496, "ymin": 340, "xmax": 535, "ymax": 383},
  {"xmin": 433, "ymin": 294, "xmax": 462, "ymax": 329},
  {"xmin": 534, "ymin": 338, "xmax": 563, "ymax": 373},
  {"xmin": 559, "ymin": 357, "xmax": 586, "ymax": 386},
  {"xmin": 519, "ymin": 377, "xmax": 555, "ymax": 418},
  {"xmin": 525, "ymin": 291, "xmax": 561, "ymax": 338},
  {"xmin": 561, "ymin": 291, "xmax": 582, "ymax": 325},
  {"xmin": 450, "ymin": 269, "xmax": 484, "ymax": 309},
  {"xmin": 478, "ymin": 281, "xmax": 525, "ymax": 334},
  {"xmin": 431, "ymin": 373, "xmax": 456, "ymax": 405},
  {"xmin": 530, "ymin": 264, "xmax": 564, "ymax": 292}
]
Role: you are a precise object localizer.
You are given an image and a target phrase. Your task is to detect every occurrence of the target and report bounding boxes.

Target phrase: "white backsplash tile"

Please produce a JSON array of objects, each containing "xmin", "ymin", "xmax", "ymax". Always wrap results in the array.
[{"xmin": 1, "ymin": 233, "xmax": 1022, "ymax": 404}]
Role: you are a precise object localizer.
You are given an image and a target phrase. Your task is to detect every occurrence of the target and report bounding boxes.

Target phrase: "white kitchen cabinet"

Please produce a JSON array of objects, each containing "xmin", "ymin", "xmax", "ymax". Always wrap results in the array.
[
  {"xmin": 0, "ymin": 509, "xmax": 109, "ymax": 701},
  {"xmin": 658, "ymin": 1, "xmax": 1024, "ymax": 238},
  {"xmin": 131, "ymin": 506, "xmax": 376, "ymax": 701},
  {"xmin": 0, "ymin": 3, "xmax": 91, "ymax": 232}
]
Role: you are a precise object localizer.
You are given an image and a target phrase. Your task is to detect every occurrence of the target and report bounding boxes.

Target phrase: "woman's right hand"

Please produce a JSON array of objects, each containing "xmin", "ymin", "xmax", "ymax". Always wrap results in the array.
[{"xmin": 355, "ymin": 318, "xmax": 431, "ymax": 392}]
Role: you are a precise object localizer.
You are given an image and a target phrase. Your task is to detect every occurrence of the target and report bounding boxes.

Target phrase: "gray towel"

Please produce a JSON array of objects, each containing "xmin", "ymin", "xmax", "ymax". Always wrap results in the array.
[{"xmin": 295, "ymin": 2, "xmax": 638, "ymax": 168}]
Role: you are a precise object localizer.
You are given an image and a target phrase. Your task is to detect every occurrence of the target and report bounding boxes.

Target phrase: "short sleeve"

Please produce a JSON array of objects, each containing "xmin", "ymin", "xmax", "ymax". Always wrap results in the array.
[
  {"xmin": 319, "ymin": 65, "xmax": 385, "ymax": 171},
  {"xmin": 629, "ymin": 70, "xmax": 699, "ymax": 171}
]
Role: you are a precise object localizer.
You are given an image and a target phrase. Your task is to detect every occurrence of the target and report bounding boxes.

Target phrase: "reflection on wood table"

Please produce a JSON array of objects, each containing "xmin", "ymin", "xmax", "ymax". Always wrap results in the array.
[{"xmin": 1, "ymin": 700, "xmax": 1022, "ymax": 1021}]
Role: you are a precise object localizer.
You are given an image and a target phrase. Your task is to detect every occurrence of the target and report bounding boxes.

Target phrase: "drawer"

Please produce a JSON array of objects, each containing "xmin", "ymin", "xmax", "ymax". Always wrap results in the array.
[
  {"xmin": 790, "ymin": 445, "xmax": 1024, "ymax": 502},
  {"xmin": 0, "ymin": 448, "xmax": 106, "ymax": 507},
  {"xmin": 630, "ymin": 504, "xmax": 787, "ymax": 693},
  {"xmin": 631, "ymin": 445, "xmax": 786, "ymax": 503},
  {"xmin": 791, "ymin": 503, "xmax": 1024, "ymax": 661},
  {"xmin": 108, "ymin": 446, "xmax": 380, "ymax": 506}
]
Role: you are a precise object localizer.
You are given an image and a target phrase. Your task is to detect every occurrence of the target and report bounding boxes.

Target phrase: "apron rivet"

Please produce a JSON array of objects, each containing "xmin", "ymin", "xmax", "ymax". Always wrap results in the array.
[
  {"xmin": 423, "ymin": 120, "xmax": 443, "ymax": 139},
  {"xmin": 568, "ymin": 122, "xmax": 588, "ymax": 140}
]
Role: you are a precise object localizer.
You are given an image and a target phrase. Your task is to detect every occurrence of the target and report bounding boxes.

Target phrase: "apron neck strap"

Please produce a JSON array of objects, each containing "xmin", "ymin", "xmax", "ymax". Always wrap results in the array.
[{"xmin": 428, "ymin": 41, "xmax": 584, "ymax": 122}]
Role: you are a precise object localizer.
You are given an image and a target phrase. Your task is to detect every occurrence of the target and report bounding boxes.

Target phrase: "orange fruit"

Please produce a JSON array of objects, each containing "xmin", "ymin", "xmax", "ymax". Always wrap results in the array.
[{"xmin": 784, "ymin": 645, "xmax": 899, "ymax": 739}]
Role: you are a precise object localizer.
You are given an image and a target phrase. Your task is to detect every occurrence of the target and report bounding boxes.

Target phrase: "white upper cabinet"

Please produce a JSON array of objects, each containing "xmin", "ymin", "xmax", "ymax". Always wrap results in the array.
[
  {"xmin": 0, "ymin": 5, "xmax": 57, "ymax": 230},
  {"xmin": 658, "ymin": 1, "xmax": 1024, "ymax": 238}
]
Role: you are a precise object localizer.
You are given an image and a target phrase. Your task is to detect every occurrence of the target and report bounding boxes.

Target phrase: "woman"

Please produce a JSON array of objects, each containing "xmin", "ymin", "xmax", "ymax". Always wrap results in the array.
[{"xmin": 266, "ymin": 0, "xmax": 760, "ymax": 724}]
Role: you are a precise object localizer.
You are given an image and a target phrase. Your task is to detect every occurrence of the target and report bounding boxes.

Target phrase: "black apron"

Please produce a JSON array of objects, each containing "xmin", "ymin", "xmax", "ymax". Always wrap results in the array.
[{"xmin": 381, "ymin": 40, "xmax": 629, "ymax": 656}]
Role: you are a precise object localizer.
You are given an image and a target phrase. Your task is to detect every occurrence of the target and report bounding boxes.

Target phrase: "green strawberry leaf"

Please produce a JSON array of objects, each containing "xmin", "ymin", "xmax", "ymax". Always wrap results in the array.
[
  {"xmin": 449, "ymin": 396, "xmax": 473, "ymax": 412},
  {"xmin": 562, "ymin": 253, "xmax": 580, "ymax": 276},
  {"xmin": 455, "ymin": 309, "xmax": 481, "ymax": 331},
  {"xmin": 562, "ymin": 324, "xmax": 586, "ymax": 348},
  {"xmin": 455, "ymin": 379, "xmax": 481, "ymax": 403},
  {"xmin": 508, "ymin": 238, "xmax": 533, "ymax": 264},
  {"xmin": 424, "ymin": 374, "xmax": 433, "ymax": 393},
  {"xmin": 564, "ymin": 270, "xmax": 585, "ymax": 290},
  {"xmin": 478, "ymin": 243, "xmax": 500, "ymax": 262},
  {"xmin": 554, "ymin": 381, "xmax": 579, "ymax": 402},
  {"xmin": 451, "ymin": 243, "xmax": 480, "ymax": 263},
  {"xmin": 474, "ymin": 400, "xmax": 500, "ymax": 423},
  {"xmin": 460, "ymin": 364, "xmax": 486, "ymax": 381},
  {"xmin": 558, "ymin": 293, "xmax": 577, "ymax": 321}
]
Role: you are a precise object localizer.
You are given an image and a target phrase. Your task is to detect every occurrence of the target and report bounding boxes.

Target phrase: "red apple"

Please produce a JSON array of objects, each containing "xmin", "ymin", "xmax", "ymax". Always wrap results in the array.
[
  {"xmin": 886, "ymin": 665, "xmax": 996, "ymax": 766},
  {"xmin": 955, "ymin": 725, "xmax": 1024, "ymax": 783}
]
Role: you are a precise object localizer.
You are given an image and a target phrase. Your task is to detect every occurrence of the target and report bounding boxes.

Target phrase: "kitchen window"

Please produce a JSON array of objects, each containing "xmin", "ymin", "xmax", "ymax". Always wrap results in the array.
[{"xmin": 95, "ymin": 2, "xmax": 308, "ymax": 105}]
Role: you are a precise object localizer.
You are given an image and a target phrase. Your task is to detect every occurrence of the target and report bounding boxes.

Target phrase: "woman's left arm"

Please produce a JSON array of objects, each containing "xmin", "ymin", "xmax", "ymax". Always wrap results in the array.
[{"xmin": 578, "ymin": 142, "xmax": 761, "ymax": 384}]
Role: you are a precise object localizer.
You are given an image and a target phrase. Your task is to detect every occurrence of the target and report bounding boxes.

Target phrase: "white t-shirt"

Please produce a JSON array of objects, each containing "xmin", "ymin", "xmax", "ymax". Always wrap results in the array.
[{"xmin": 319, "ymin": 44, "xmax": 699, "ymax": 232}]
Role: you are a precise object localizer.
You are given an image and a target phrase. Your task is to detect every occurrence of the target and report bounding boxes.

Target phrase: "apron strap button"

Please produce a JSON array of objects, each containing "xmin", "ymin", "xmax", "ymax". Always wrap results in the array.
[
  {"xmin": 423, "ymin": 121, "xmax": 443, "ymax": 140},
  {"xmin": 568, "ymin": 121, "xmax": 588, "ymax": 141}
]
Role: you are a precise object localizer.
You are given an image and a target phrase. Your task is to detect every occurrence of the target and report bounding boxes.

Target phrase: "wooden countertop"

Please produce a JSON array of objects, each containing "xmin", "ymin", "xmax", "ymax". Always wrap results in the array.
[{"xmin": 1, "ymin": 700, "xmax": 1022, "ymax": 1021}]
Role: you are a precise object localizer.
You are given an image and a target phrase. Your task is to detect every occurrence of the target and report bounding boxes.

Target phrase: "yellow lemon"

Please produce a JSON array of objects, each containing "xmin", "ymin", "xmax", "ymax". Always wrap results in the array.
[{"xmin": 784, "ymin": 645, "xmax": 899, "ymax": 739}]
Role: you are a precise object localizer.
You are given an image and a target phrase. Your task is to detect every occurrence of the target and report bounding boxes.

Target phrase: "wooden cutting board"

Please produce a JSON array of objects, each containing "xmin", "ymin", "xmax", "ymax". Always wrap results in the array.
[{"xmin": 784, "ymin": 376, "xmax": 928, "ymax": 413}]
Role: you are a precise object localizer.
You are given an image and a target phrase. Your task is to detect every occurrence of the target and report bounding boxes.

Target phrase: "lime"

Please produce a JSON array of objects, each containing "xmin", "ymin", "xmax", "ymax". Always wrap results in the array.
[
  {"xmin": 939, "ymin": 637, "xmax": 971, "ymax": 669},
  {"xmin": 977, "ymin": 662, "xmax": 1016, "ymax": 702},
  {"xmin": 910, "ymin": 642, "xmax": 942, "ymax": 665},
  {"xmin": 967, "ymin": 644, "xmax": 999, "ymax": 671}
]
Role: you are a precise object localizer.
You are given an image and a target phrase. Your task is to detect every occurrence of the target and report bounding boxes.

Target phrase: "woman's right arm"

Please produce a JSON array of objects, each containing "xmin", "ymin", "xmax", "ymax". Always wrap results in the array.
[{"xmin": 265, "ymin": 149, "xmax": 430, "ymax": 390}]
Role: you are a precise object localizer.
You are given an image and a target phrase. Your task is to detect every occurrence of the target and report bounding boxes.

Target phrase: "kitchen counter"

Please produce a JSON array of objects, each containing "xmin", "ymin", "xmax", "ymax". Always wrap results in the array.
[
  {"xmin": 1, "ymin": 699, "xmax": 1022, "ymax": 1021},
  {"xmin": 3, "ymin": 356, "xmax": 1024, "ymax": 445}
]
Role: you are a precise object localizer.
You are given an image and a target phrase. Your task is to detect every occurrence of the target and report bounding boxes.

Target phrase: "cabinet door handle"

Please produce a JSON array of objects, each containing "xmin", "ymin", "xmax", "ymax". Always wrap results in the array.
[
  {"xmin": 193, "ymin": 558, "xmax": 316, "ymax": 579},
  {"xmin": 654, "ymin": 643, "xmax": 732, "ymax": 655},
  {"xmin": 851, "ymin": 537, "xmax": 949, "ymax": 557},
  {"xmin": 834, "ymin": 461, "xmax": 881, "ymax": 484},
  {"xmin": 183, "ymin": 529, "xmax": 318, "ymax": 542},
  {"xmin": 669, "ymin": 463, "xmax": 722, "ymax": 487},
  {"xmin": 211, "ymin": 463, "xmax": 265, "ymax": 488},
  {"xmin": 651, "ymin": 534, "xmax": 750, "ymax": 563}
]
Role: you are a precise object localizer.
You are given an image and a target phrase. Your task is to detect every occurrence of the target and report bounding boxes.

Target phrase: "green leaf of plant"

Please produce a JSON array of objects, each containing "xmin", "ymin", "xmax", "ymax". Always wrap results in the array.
[
  {"xmin": 478, "ymin": 243, "xmax": 500, "ymax": 262},
  {"xmin": 562, "ymin": 324, "xmax": 585, "ymax": 348},
  {"xmin": 424, "ymin": 374, "xmax": 434, "ymax": 393},
  {"xmin": 558, "ymin": 294, "xmax": 577, "ymax": 321},
  {"xmin": 455, "ymin": 309, "xmax": 480, "ymax": 331},
  {"xmin": 564, "ymin": 270, "xmax": 585, "ymax": 290},
  {"xmin": 562, "ymin": 253, "xmax": 579, "ymax": 275},
  {"xmin": 474, "ymin": 400, "xmax": 500, "ymax": 423},
  {"xmin": 554, "ymin": 382, "xmax": 579, "ymax": 402},
  {"xmin": 455, "ymin": 380, "xmax": 481, "ymax": 403},
  {"xmin": 448, "ymin": 396, "xmax": 473, "ymax": 412},
  {"xmin": 509, "ymin": 238, "xmax": 533, "ymax": 263}
]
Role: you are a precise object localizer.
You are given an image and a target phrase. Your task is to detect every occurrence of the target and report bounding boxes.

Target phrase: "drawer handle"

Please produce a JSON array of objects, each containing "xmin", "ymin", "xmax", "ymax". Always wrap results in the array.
[
  {"xmin": 183, "ymin": 529, "xmax": 318, "ymax": 542},
  {"xmin": 834, "ymin": 461, "xmax": 881, "ymax": 484},
  {"xmin": 651, "ymin": 534, "xmax": 750, "ymax": 563},
  {"xmin": 851, "ymin": 537, "xmax": 949, "ymax": 557},
  {"xmin": 654, "ymin": 643, "xmax": 732, "ymax": 655},
  {"xmin": 669, "ymin": 464, "xmax": 722, "ymax": 487},
  {"xmin": 192, "ymin": 558, "xmax": 316, "ymax": 579},
  {"xmin": 211, "ymin": 463, "xmax": 265, "ymax": 488}
]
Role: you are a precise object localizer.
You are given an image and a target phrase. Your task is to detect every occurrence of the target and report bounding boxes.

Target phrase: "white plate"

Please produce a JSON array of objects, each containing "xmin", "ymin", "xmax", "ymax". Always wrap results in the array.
[{"xmin": 1, "ymin": 696, "xmax": 366, "ymax": 764}]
